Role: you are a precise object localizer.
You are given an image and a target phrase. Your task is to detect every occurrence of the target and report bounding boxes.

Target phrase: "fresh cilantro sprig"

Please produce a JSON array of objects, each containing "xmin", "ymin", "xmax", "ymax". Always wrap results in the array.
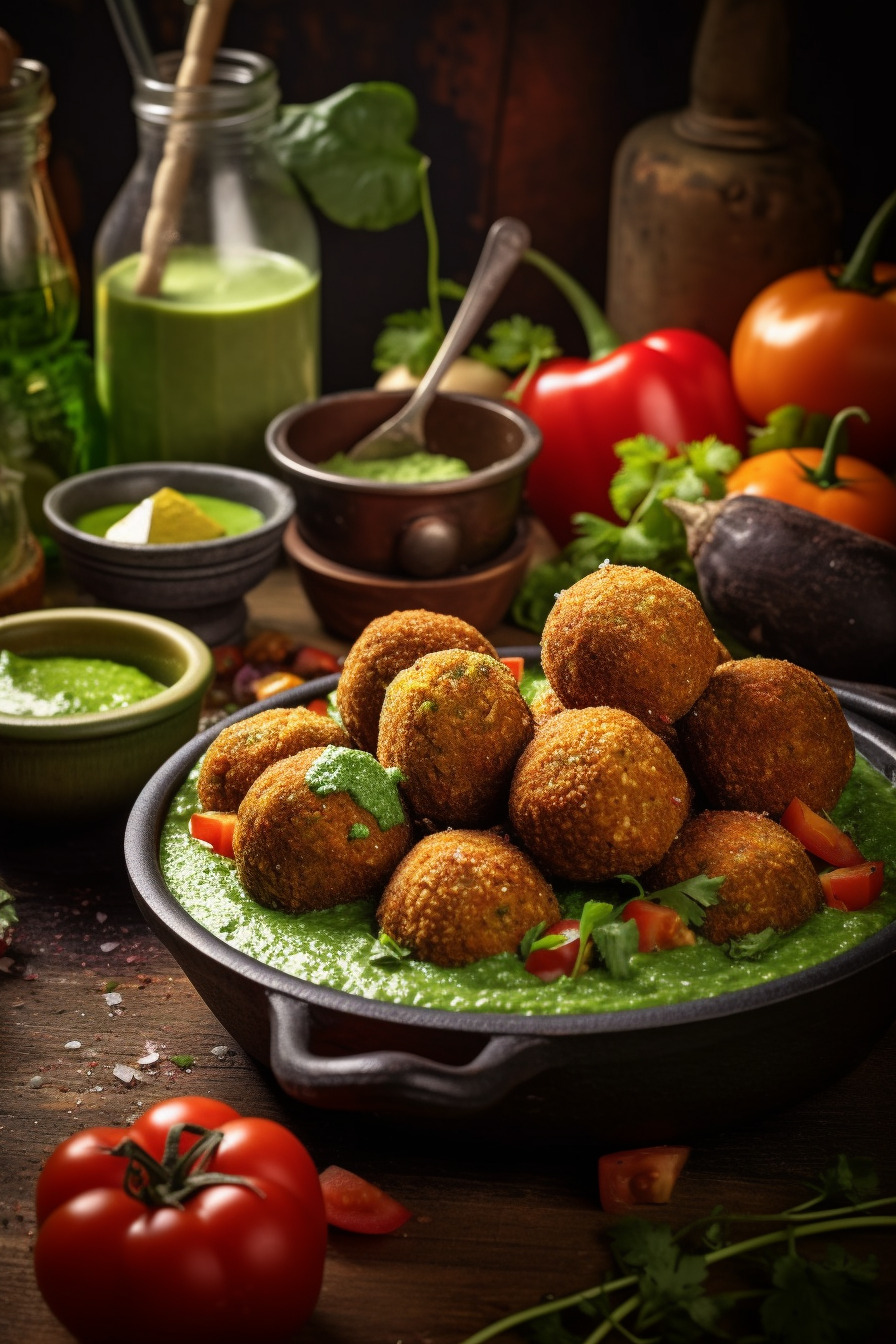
[
  {"xmin": 726, "ymin": 927, "xmax": 782, "ymax": 961},
  {"xmin": 458, "ymin": 1156, "xmax": 896, "ymax": 1344},
  {"xmin": 511, "ymin": 434, "xmax": 741, "ymax": 635},
  {"xmin": 619, "ymin": 872, "xmax": 724, "ymax": 930}
]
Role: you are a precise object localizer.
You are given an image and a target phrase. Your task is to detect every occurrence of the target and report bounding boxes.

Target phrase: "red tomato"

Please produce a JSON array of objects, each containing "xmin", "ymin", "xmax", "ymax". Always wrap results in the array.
[
  {"xmin": 621, "ymin": 900, "xmax": 696, "ymax": 952},
  {"xmin": 306, "ymin": 697, "xmax": 330, "ymax": 716},
  {"xmin": 500, "ymin": 655, "xmax": 525, "ymax": 683},
  {"xmin": 292, "ymin": 645, "xmax": 341, "ymax": 678},
  {"xmin": 598, "ymin": 1146, "xmax": 690, "ymax": 1214},
  {"xmin": 779, "ymin": 798, "xmax": 864, "ymax": 867},
  {"xmin": 319, "ymin": 1164, "xmax": 411, "ymax": 1234},
  {"xmin": 211, "ymin": 644, "xmax": 244, "ymax": 678},
  {"xmin": 189, "ymin": 811, "xmax": 238, "ymax": 859},
  {"xmin": 820, "ymin": 861, "xmax": 885, "ymax": 911},
  {"xmin": 34, "ymin": 1099, "xmax": 327, "ymax": 1344},
  {"xmin": 524, "ymin": 918, "xmax": 586, "ymax": 982}
]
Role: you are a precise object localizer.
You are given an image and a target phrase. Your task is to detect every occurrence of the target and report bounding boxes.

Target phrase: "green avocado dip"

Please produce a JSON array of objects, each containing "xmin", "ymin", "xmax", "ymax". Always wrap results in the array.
[
  {"xmin": 318, "ymin": 450, "xmax": 471, "ymax": 483},
  {"xmin": 159, "ymin": 680, "xmax": 896, "ymax": 1015},
  {"xmin": 0, "ymin": 649, "xmax": 165, "ymax": 716},
  {"xmin": 75, "ymin": 494, "xmax": 264, "ymax": 539}
]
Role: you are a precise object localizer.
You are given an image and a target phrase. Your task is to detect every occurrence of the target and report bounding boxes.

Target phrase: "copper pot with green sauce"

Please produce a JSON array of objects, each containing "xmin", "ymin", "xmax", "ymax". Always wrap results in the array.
[{"xmin": 125, "ymin": 655, "xmax": 896, "ymax": 1144}]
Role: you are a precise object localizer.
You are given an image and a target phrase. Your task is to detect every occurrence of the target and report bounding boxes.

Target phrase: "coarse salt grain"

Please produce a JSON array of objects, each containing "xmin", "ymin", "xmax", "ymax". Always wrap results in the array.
[
  {"xmin": 64, "ymin": 1041, "xmax": 81, "ymax": 1050},
  {"xmin": 113, "ymin": 1064, "xmax": 135, "ymax": 1085},
  {"xmin": 100, "ymin": 942, "xmax": 120, "ymax": 953},
  {"xmin": 104, "ymin": 992, "xmax": 122, "ymax": 1007}
]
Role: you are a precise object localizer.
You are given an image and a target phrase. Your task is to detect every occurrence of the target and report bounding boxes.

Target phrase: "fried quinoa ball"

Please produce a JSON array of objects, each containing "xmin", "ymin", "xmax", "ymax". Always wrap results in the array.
[
  {"xmin": 677, "ymin": 657, "xmax": 855, "ymax": 816},
  {"xmin": 541, "ymin": 564, "xmax": 718, "ymax": 729},
  {"xmin": 378, "ymin": 649, "xmax": 534, "ymax": 827},
  {"xmin": 336, "ymin": 609, "xmax": 497, "ymax": 753},
  {"xmin": 644, "ymin": 810, "xmax": 823, "ymax": 944},
  {"xmin": 233, "ymin": 747, "xmax": 411, "ymax": 914},
  {"xmin": 197, "ymin": 706, "xmax": 350, "ymax": 813},
  {"xmin": 508, "ymin": 707, "xmax": 690, "ymax": 882},
  {"xmin": 377, "ymin": 830, "xmax": 559, "ymax": 967}
]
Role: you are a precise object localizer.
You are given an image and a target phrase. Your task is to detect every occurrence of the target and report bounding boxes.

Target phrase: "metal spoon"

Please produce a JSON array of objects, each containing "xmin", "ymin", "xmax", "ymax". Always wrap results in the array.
[{"xmin": 345, "ymin": 216, "xmax": 531, "ymax": 462}]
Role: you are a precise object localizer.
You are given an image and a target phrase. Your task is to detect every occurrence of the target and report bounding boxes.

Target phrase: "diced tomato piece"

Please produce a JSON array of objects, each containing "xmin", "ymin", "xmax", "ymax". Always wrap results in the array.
[
  {"xmin": 780, "ymin": 798, "xmax": 864, "ymax": 867},
  {"xmin": 292, "ymin": 646, "xmax": 341, "ymax": 678},
  {"xmin": 621, "ymin": 900, "xmax": 696, "ymax": 952},
  {"xmin": 820, "ymin": 860, "xmax": 885, "ymax": 911},
  {"xmin": 524, "ymin": 918, "xmax": 587, "ymax": 983},
  {"xmin": 211, "ymin": 644, "xmax": 244, "ymax": 678},
  {"xmin": 254, "ymin": 671, "xmax": 304, "ymax": 700},
  {"xmin": 500, "ymin": 655, "xmax": 525, "ymax": 683},
  {"xmin": 598, "ymin": 1146, "xmax": 690, "ymax": 1214},
  {"xmin": 319, "ymin": 1165, "xmax": 411, "ymax": 1234},
  {"xmin": 305, "ymin": 698, "xmax": 329, "ymax": 716},
  {"xmin": 189, "ymin": 812, "xmax": 238, "ymax": 859}
]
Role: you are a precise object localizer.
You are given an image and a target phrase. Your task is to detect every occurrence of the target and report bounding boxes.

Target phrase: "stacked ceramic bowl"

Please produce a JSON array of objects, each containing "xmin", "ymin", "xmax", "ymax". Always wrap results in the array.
[{"xmin": 266, "ymin": 390, "xmax": 541, "ymax": 639}]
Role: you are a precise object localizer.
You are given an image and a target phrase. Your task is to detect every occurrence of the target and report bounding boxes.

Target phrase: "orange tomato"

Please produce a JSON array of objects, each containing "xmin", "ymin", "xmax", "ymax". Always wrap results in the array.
[
  {"xmin": 725, "ymin": 444, "xmax": 896, "ymax": 544},
  {"xmin": 730, "ymin": 262, "xmax": 896, "ymax": 471}
]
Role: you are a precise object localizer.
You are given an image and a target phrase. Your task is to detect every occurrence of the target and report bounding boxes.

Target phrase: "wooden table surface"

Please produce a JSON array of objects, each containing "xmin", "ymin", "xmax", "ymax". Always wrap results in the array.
[{"xmin": 2, "ymin": 563, "xmax": 895, "ymax": 1343}]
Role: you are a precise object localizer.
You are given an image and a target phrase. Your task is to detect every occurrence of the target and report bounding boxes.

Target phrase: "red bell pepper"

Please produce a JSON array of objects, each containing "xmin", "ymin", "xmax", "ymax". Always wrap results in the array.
[{"xmin": 515, "ymin": 251, "xmax": 747, "ymax": 546}]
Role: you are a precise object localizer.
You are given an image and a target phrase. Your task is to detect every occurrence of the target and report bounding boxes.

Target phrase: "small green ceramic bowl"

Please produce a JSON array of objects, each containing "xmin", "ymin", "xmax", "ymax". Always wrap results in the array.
[{"xmin": 0, "ymin": 607, "xmax": 213, "ymax": 820}]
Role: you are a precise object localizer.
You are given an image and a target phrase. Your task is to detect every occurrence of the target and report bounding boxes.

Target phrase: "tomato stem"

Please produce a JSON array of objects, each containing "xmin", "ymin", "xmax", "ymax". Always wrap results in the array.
[
  {"xmin": 801, "ymin": 405, "xmax": 869, "ymax": 488},
  {"xmin": 833, "ymin": 187, "xmax": 896, "ymax": 295},
  {"xmin": 523, "ymin": 248, "xmax": 621, "ymax": 361},
  {"xmin": 109, "ymin": 1123, "xmax": 262, "ymax": 1209}
]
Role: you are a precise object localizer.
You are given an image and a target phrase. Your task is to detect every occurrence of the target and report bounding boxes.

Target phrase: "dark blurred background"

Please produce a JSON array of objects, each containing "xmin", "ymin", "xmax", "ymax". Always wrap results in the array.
[{"xmin": 4, "ymin": 0, "xmax": 895, "ymax": 391}]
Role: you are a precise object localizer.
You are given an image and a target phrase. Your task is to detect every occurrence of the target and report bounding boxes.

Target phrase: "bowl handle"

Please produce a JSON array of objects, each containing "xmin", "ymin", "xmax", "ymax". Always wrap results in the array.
[{"xmin": 266, "ymin": 990, "xmax": 555, "ymax": 1110}]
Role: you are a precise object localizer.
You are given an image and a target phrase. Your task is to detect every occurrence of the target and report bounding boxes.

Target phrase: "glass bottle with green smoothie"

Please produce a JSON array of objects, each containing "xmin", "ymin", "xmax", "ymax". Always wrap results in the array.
[{"xmin": 95, "ymin": 50, "xmax": 319, "ymax": 470}]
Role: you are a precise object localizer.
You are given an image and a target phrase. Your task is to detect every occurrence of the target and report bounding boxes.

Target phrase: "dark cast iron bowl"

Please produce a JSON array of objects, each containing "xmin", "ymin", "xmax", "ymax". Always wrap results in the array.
[{"xmin": 124, "ymin": 655, "xmax": 896, "ymax": 1145}]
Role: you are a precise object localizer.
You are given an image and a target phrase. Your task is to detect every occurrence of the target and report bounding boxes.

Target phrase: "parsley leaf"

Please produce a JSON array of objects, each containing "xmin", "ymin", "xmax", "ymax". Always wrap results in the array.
[
  {"xmin": 648, "ymin": 874, "xmax": 724, "ymax": 929},
  {"xmin": 726, "ymin": 927, "xmax": 782, "ymax": 960},
  {"xmin": 511, "ymin": 434, "xmax": 739, "ymax": 634},
  {"xmin": 594, "ymin": 918, "xmax": 639, "ymax": 979},
  {"xmin": 369, "ymin": 931, "xmax": 413, "ymax": 966},
  {"xmin": 760, "ymin": 1246, "xmax": 880, "ymax": 1344},
  {"xmin": 470, "ymin": 315, "xmax": 561, "ymax": 373},
  {"xmin": 611, "ymin": 1220, "xmax": 708, "ymax": 1319},
  {"xmin": 808, "ymin": 1156, "xmax": 880, "ymax": 1208},
  {"xmin": 372, "ymin": 307, "xmax": 443, "ymax": 377}
]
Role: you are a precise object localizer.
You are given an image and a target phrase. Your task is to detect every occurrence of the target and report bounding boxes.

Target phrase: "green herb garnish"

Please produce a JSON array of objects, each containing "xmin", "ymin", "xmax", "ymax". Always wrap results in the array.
[
  {"xmin": 170, "ymin": 1055, "xmax": 194, "ymax": 1070},
  {"xmin": 748, "ymin": 403, "xmax": 833, "ymax": 455},
  {"xmin": 511, "ymin": 434, "xmax": 740, "ymax": 634},
  {"xmin": 593, "ymin": 918, "xmax": 640, "ymax": 980},
  {"xmin": 458, "ymin": 1155, "xmax": 894, "ymax": 1344},
  {"xmin": 369, "ymin": 931, "xmax": 413, "ymax": 966},
  {"xmin": 726, "ymin": 927, "xmax": 783, "ymax": 960}
]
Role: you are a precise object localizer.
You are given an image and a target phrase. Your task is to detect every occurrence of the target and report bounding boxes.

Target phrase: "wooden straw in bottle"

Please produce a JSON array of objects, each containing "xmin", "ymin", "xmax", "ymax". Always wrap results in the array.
[{"xmin": 134, "ymin": 0, "xmax": 234, "ymax": 297}]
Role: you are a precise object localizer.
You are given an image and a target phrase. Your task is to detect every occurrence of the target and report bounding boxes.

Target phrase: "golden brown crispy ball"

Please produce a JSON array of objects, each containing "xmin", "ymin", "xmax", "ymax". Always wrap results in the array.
[
  {"xmin": 714, "ymin": 637, "xmax": 733, "ymax": 665},
  {"xmin": 378, "ymin": 649, "xmax": 534, "ymax": 827},
  {"xmin": 508, "ymin": 707, "xmax": 690, "ymax": 882},
  {"xmin": 234, "ymin": 747, "xmax": 411, "ymax": 914},
  {"xmin": 643, "ymin": 810, "xmax": 823, "ymax": 944},
  {"xmin": 677, "ymin": 657, "xmax": 855, "ymax": 816},
  {"xmin": 541, "ymin": 564, "xmax": 718, "ymax": 728},
  {"xmin": 336, "ymin": 609, "xmax": 497, "ymax": 753},
  {"xmin": 197, "ymin": 706, "xmax": 350, "ymax": 812},
  {"xmin": 377, "ymin": 829, "xmax": 559, "ymax": 967}
]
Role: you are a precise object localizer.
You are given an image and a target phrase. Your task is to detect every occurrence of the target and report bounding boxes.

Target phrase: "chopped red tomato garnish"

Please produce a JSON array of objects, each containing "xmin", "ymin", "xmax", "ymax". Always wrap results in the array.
[
  {"xmin": 598, "ymin": 1146, "xmax": 690, "ymax": 1214},
  {"xmin": 500, "ymin": 655, "xmax": 525, "ymax": 683},
  {"xmin": 621, "ymin": 900, "xmax": 696, "ymax": 952},
  {"xmin": 524, "ymin": 918, "xmax": 588, "ymax": 983},
  {"xmin": 319, "ymin": 1165, "xmax": 411, "ymax": 1234},
  {"xmin": 779, "ymin": 798, "xmax": 864, "ymax": 867},
  {"xmin": 305, "ymin": 698, "xmax": 329, "ymax": 716},
  {"xmin": 254, "ymin": 671, "xmax": 304, "ymax": 700},
  {"xmin": 292, "ymin": 646, "xmax": 341, "ymax": 678},
  {"xmin": 189, "ymin": 812, "xmax": 238, "ymax": 859},
  {"xmin": 820, "ymin": 860, "xmax": 885, "ymax": 911}
]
